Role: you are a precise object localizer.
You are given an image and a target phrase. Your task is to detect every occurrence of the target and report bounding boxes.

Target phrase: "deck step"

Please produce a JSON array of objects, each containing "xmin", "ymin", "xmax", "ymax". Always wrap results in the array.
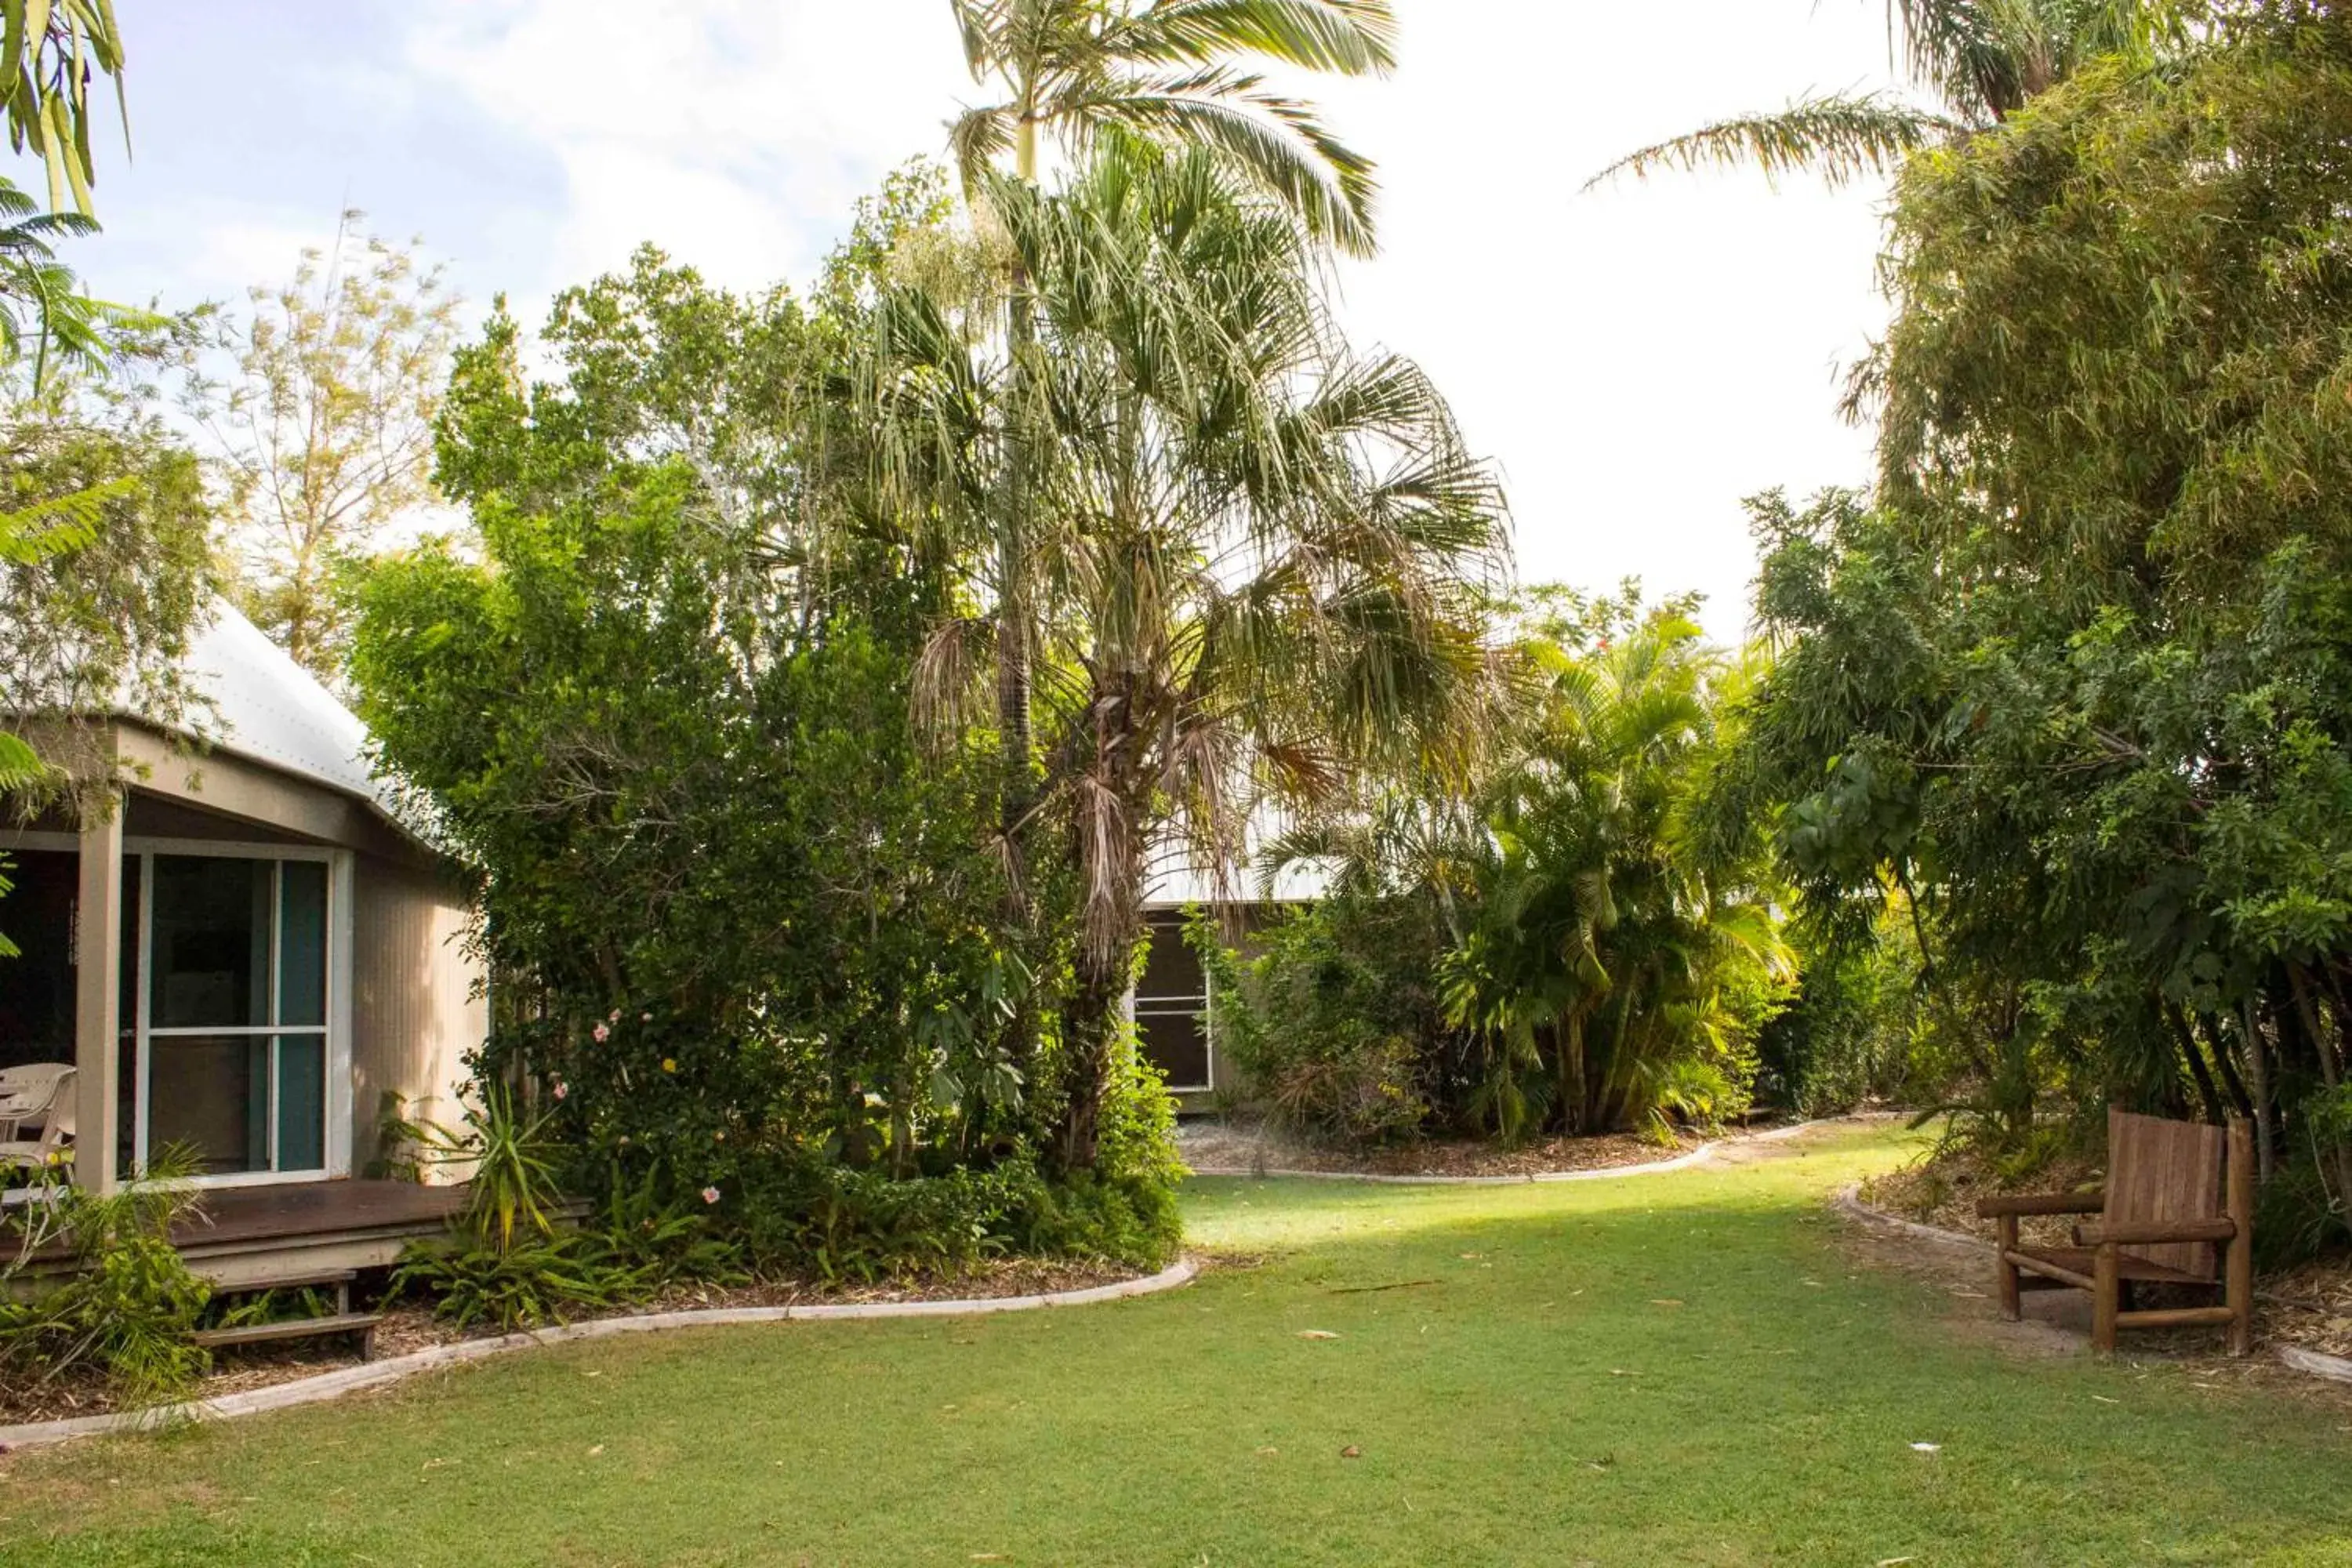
[{"xmin": 194, "ymin": 1311, "xmax": 383, "ymax": 1359}]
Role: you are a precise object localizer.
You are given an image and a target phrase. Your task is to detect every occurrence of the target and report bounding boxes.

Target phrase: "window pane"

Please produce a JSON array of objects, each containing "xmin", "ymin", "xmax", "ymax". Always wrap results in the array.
[
  {"xmin": 1137, "ymin": 1009, "xmax": 1210, "ymax": 1090},
  {"xmin": 274, "ymin": 1033, "xmax": 325, "ymax": 1171},
  {"xmin": 150, "ymin": 856, "xmax": 271, "ymax": 1029},
  {"xmin": 147, "ymin": 1034, "xmax": 268, "ymax": 1174},
  {"xmin": 1137, "ymin": 917, "xmax": 1204, "ymax": 1000},
  {"xmin": 278, "ymin": 861, "xmax": 327, "ymax": 1027}
]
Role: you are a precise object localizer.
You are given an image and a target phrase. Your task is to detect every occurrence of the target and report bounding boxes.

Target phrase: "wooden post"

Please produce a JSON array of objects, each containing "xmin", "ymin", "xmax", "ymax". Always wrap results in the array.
[
  {"xmin": 2092, "ymin": 1242, "xmax": 2120, "ymax": 1355},
  {"xmin": 72, "ymin": 795, "xmax": 123, "ymax": 1195},
  {"xmin": 2226, "ymin": 1116, "xmax": 2254, "ymax": 1357},
  {"xmin": 1996, "ymin": 1214, "xmax": 2021, "ymax": 1321}
]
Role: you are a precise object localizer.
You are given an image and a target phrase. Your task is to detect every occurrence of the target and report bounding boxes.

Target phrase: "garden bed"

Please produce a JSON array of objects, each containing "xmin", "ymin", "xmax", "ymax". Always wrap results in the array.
[
  {"xmin": 1177, "ymin": 1116, "xmax": 1735, "ymax": 1178},
  {"xmin": 1857, "ymin": 1149, "xmax": 2352, "ymax": 1363},
  {"xmin": 0, "ymin": 1256, "xmax": 1145, "ymax": 1429}
]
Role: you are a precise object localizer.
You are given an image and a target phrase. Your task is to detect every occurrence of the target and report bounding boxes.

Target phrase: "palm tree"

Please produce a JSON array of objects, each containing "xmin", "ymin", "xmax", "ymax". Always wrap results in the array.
[
  {"xmin": 864, "ymin": 141, "xmax": 1506, "ymax": 1168},
  {"xmin": 946, "ymin": 0, "xmax": 1396, "ymax": 251},
  {"xmin": 1428, "ymin": 611, "xmax": 1790, "ymax": 1138},
  {"xmin": 0, "ymin": 176, "xmax": 151, "ymax": 389},
  {"xmin": 1588, "ymin": 0, "xmax": 2179, "ymax": 188},
  {"xmin": 942, "ymin": 0, "xmax": 1399, "ymax": 888}
]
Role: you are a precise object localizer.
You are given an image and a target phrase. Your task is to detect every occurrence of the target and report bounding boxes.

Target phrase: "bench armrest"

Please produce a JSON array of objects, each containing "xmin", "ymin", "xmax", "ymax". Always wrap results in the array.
[
  {"xmin": 2074, "ymin": 1217, "xmax": 2237, "ymax": 1247},
  {"xmin": 1976, "ymin": 1191, "xmax": 2105, "ymax": 1218}
]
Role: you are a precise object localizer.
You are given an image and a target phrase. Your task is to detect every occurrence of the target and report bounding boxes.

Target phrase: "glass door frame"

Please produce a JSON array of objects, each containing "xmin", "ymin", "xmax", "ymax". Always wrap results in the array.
[{"xmin": 125, "ymin": 836, "xmax": 355, "ymax": 1188}]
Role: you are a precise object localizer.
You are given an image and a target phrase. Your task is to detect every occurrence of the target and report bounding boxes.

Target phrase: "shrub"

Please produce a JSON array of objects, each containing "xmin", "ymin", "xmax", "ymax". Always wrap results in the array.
[
  {"xmin": 393, "ymin": 1234, "xmax": 644, "ymax": 1333},
  {"xmin": 0, "ymin": 1153, "xmax": 212, "ymax": 1410},
  {"xmin": 1196, "ymin": 899, "xmax": 1439, "ymax": 1146},
  {"xmin": 1014, "ymin": 1171, "xmax": 1183, "ymax": 1270},
  {"xmin": 392, "ymin": 1087, "xmax": 650, "ymax": 1331}
]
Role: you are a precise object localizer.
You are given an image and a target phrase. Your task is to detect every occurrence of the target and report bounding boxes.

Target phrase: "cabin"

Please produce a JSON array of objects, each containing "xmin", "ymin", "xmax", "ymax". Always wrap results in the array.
[{"xmin": 1, "ymin": 604, "xmax": 480, "ymax": 1284}]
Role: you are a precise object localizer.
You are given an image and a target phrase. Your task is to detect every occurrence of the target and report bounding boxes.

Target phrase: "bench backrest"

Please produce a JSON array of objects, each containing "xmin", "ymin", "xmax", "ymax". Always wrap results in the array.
[{"xmin": 2105, "ymin": 1107, "xmax": 2226, "ymax": 1279}]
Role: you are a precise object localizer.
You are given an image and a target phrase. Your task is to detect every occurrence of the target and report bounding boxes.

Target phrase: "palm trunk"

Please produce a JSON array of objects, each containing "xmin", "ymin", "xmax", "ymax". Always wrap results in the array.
[
  {"xmin": 1055, "ymin": 671, "xmax": 1149, "ymax": 1174},
  {"xmin": 1555, "ymin": 1008, "xmax": 1585, "ymax": 1137},
  {"xmin": 992, "ymin": 110, "xmax": 1044, "ymax": 1078}
]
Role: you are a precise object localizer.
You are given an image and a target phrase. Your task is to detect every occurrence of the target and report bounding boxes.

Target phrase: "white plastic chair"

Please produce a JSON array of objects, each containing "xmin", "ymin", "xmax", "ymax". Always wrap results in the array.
[
  {"xmin": 0, "ymin": 1067, "xmax": 74, "ymax": 1174},
  {"xmin": 0, "ymin": 1061, "xmax": 74, "ymax": 1142}
]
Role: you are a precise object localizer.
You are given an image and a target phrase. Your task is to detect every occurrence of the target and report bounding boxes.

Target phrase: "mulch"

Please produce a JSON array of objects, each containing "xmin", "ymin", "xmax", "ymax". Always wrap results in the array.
[
  {"xmin": 0, "ymin": 1256, "xmax": 1140, "ymax": 1429},
  {"xmin": 1178, "ymin": 1118, "xmax": 1718, "ymax": 1178}
]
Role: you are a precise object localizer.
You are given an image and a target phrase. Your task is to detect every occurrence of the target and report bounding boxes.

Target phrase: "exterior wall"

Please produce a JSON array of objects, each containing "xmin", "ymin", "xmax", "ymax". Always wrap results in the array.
[{"xmin": 350, "ymin": 854, "xmax": 481, "ymax": 1181}]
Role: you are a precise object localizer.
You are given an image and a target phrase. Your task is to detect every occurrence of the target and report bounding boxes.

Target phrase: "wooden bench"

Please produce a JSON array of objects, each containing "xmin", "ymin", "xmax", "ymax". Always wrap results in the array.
[
  {"xmin": 192, "ymin": 1270, "xmax": 384, "ymax": 1362},
  {"xmin": 1977, "ymin": 1109, "xmax": 2252, "ymax": 1356}
]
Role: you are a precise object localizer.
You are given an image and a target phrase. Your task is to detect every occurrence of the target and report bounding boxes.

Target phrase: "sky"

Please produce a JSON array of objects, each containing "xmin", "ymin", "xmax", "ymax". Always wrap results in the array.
[{"xmin": 81, "ymin": 0, "xmax": 1910, "ymax": 641}]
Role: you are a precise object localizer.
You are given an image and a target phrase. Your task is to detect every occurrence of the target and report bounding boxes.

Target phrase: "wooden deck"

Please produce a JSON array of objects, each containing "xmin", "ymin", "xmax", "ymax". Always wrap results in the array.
[{"xmin": 18, "ymin": 1178, "xmax": 466, "ymax": 1290}]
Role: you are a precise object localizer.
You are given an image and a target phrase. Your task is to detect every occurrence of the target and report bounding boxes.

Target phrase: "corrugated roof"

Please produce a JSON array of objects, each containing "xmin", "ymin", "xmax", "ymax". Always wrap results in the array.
[
  {"xmin": 149, "ymin": 601, "xmax": 407, "ymax": 827},
  {"xmin": 1143, "ymin": 851, "xmax": 1331, "ymax": 907}
]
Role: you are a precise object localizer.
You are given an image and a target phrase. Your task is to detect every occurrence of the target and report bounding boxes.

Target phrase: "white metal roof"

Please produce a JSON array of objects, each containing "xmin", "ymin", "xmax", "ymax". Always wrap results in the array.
[
  {"xmin": 1143, "ymin": 852, "xmax": 1331, "ymax": 908},
  {"xmin": 148, "ymin": 601, "xmax": 406, "ymax": 826}
]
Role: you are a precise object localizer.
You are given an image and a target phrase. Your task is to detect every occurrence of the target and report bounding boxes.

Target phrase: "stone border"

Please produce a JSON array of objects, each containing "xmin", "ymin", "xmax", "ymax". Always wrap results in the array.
[
  {"xmin": 1833, "ymin": 1184, "xmax": 2352, "ymax": 1388},
  {"xmin": 0, "ymin": 1258, "xmax": 1199, "ymax": 1453},
  {"xmin": 1184, "ymin": 1116, "xmax": 1844, "ymax": 1185}
]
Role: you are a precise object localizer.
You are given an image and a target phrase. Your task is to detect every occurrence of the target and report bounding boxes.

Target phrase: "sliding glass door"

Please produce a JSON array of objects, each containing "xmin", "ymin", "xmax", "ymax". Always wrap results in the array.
[{"xmin": 137, "ymin": 851, "xmax": 337, "ymax": 1180}]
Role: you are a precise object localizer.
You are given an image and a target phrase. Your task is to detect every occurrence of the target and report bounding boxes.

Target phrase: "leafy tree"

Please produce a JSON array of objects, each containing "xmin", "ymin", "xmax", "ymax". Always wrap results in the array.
[
  {"xmin": 1590, "ymin": 1, "xmax": 2180, "ymax": 188},
  {"xmin": 190, "ymin": 212, "xmax": 459, "ymax": 677},
  {"xmin": 0, "ymin": 379, "xmax": 216, "ymax": 808},
  {"xmin": 354, "ymin": 239, "xmax": 1181, "ymax": 1256},
  {"xmin": 1727, "ymin": 4, "xmax": 2352, "ymax": 1225}
]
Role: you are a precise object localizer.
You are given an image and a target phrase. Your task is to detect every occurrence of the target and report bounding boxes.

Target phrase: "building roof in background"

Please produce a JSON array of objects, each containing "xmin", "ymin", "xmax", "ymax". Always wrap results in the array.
[{"xmin": 1144, "ymin": 854, "xmax": 1331, "ymax": 908}]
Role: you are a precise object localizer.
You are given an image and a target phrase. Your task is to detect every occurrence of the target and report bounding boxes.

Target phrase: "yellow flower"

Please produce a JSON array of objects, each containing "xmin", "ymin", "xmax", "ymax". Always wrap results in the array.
[{"xmin": 662, "ymin": 1058, "xmax": 677, "ymax": 1073}]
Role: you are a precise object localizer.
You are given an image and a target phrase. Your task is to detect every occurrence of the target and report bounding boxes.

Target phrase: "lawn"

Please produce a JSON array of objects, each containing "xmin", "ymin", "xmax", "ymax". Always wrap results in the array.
[{"xmin": 4, "ymin": 1123, "xmax": 2348, "ymax": 1566}]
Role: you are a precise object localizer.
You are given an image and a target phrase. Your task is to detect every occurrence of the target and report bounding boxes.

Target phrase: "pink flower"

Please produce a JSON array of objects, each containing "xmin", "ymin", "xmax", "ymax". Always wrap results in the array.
[
  {"xmin": 640, "ymin": 1012, "xmax": 652, "ymax": 1022},
  {"xmin": 608, "ymin": 1009, "xmax": 622, "ymax": 1024},
  {"xmin": 701, "ymin": 1186, "xmax": 721, "ymax": 1206},
  {"xmin": 592, "ymin": 1022, "xmax": 610, "ymax": 1043},
  {"xmin": 552, "ymin": 1081, "xmax": 568, "ymax": 1101}
]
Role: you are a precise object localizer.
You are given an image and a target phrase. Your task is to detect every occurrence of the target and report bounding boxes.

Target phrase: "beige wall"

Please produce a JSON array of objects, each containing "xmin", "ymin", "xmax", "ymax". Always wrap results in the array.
[{"xmin": 352, "ymin": 854, "xmax": 482, "ymax": 1180}]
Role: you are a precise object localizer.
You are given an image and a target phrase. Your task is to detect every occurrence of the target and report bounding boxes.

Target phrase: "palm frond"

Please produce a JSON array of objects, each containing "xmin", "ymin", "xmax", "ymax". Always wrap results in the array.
[
  {"xmin": 947, "ymin": 103, "xmax": 1017, "ymax": 192},
  {"xmin": 1080, "ymin": 71, "xmax": 1379, "ymax": 256},
  {"xmin": 1583, "ymin": 93, "xmax": 1965, "ymax": 191},
  {"xmin": 1109, "ymin": 0, "xmax": 1398, "ymax": 78}
]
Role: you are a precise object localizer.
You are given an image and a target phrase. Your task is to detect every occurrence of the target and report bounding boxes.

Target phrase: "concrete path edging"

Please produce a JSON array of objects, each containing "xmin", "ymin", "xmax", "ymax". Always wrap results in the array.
[
  {"xmin": 1833, "ymin": 1183, "xmax": 2352, "ymax": 1388},
  {"xmin": 0, "ymin": 1258, "xmax": 1199, "ymax": 1453},
  {"xmin": 1185, "ymin": 1115, "xmax": 1844, "ymax": 1185}
]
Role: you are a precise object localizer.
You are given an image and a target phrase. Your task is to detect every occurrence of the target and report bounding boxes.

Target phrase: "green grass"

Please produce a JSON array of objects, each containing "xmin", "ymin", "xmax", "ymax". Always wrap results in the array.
[{"xmin": 4, "ymin": 1124, "xmax": 2348, "ymax": 1566}]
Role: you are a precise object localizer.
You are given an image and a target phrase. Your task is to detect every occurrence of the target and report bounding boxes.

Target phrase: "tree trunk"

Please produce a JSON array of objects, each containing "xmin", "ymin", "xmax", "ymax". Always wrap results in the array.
[
  {"xmin": 2288, "ymin": 962, "xmax": 2352, "ymax": 1211},
  {"xmin": 993, "ymin": 109, "xmax": 1044, "ymax": 1070},
  {"xmin": 1555, "ymin": 1009, "xmax": 1586, "ymax": 1138},
  {"xmin": 2239, "ymin": 999, "xmax": 2278, "ymax": 1184},
  {"xmin": 1054, "ymin": 674, "xmax": 1149, "ymax": 1174},
  {"xmin": 1057, "ymin": 940, "xmax": 1131, "ymax": 1174}
]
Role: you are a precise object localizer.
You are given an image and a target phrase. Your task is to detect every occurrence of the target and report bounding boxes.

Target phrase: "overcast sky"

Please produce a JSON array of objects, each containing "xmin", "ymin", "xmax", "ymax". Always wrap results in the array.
[{"xmin": 84, "ymin": 1, "xmax": 1909, "ymax": 641}]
